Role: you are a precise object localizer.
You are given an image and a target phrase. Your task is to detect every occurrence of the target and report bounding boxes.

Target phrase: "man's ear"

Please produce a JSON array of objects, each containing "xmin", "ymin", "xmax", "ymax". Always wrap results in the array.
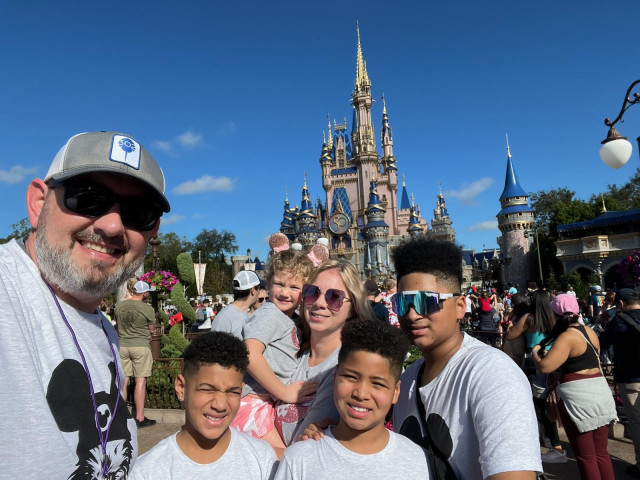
[{"xmin": 26, "ymin": 179, "xmax": 49, "ymax": 230}]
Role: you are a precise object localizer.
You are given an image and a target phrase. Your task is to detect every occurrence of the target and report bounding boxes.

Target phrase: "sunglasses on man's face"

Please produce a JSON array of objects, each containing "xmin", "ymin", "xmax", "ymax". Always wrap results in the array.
[
  {"xmin": 302, "ymin": 284, "xmax": 350, "ymax": 312},
  {"xmin": 52, "ymin": 180, "xmax": 163, "ymax": 231},
  {"xmin": 393, "ymin": 291, "xmax": 460, "ymax": 317},
  {"xmin": 257, "ymin": 297, "xmax": 267, "ymax": 303}
]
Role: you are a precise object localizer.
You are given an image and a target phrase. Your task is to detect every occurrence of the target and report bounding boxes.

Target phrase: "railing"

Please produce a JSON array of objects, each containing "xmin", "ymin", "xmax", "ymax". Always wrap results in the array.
[{"xmin": 146, "ymin": 358, "xmax": 184, "ymax": 409}]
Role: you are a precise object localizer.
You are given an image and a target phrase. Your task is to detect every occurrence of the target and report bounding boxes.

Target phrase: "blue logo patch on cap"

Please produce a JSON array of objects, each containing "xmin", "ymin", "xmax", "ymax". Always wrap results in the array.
[{"xmin": 109, "ymin": 135, "xmax": 141, "ymax": 169}]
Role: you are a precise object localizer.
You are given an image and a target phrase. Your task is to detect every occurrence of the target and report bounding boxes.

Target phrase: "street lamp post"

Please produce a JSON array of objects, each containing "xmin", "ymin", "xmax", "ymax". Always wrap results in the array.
[
  {"xmin": 524, "ymin": 228, "xmax": 544, "ymax": 285},
  {"xmin": 600, "ymin": 79, "xmax": 640, "ymax": 169}
]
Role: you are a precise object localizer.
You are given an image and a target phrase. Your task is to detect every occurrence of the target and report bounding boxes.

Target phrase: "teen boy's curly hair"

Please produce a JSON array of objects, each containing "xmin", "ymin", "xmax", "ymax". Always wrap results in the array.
[
  {"xmin": 391, "ymin": 237, "xmax": 463, "ymax": 290},
  {"xmin": 182, "ymin": 331, "xmax": 249, "ymax": 377},
  {"xmin": 338, "ymin": 319, "xmax": 410, "ymax": 380}
]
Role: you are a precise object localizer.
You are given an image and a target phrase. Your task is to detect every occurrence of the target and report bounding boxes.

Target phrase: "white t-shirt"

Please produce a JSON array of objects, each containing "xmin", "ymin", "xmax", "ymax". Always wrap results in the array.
[
  {"xmin": 275, "ymin": 427, "xmax": 431, "ymax": 479},
  {"xmin": 211, "ymin": 303, "xmax": 248, "ymax": 339},
  {"xmin": 275, "ymin": 347, "xmax": 340, "ymax": 445},
  {"xmin": 131, "ymin": 429, "xmax": 277, "ymax": 479},
  {"xmin": 0, "ymin": 239, "xmax": 137, "ymax": 478},
  {"xmin": 242, "ymin": 302, "xmax": 300, "ymax": 398},
  {"xmin": 393, "ymin": 333, "xmax": 542, "ymax": 479}
]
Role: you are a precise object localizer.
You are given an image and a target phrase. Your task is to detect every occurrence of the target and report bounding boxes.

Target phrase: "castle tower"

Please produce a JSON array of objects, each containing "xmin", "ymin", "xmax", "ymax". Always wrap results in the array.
[
  {"xmin": 351, "ymin": 23, "xmax": 381, "ymax": 220},
  {"xmin": 430, "ymin": 183, "xmax": 456, "ymax": 242},
  {"xmin": 297, "ymin": 176, "xmax": 319, "ymax": 248},
  {"xmin": 280, "ymin": 189, "xmax": 296, "ymax": 241},
  {"xmin": 496, "ymin": 140, "xmax": 534, "ymax": 288},
  {"xmin": 363, "ymin": 179, "xmax": 390, "ymax": 281},
  {"xmin": 408, "ymin": 194, "xmax": 425, "ymax": 237}
]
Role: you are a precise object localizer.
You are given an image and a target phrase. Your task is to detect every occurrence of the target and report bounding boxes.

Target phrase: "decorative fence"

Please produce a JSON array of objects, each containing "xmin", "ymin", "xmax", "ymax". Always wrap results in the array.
[{"xmin": 146, "ymin": 358, "xmax": 184, "ymax": 409}]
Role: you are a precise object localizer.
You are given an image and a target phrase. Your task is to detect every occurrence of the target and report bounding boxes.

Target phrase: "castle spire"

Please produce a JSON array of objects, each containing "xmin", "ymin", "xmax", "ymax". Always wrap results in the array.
[
  {"xmin": 400, "ymin": 174, "xmax": 411, "ymax": 210},
  {"xmin": 355, "ymin": 21, "xmax": 370, "ymax": 92},
  {"xmin": 327, "ymin": 115, "xmax": 333, "ymax": 150},
  {"xmin": 500, "ymin": 141, "xmax": 527, "ymax": 200}
]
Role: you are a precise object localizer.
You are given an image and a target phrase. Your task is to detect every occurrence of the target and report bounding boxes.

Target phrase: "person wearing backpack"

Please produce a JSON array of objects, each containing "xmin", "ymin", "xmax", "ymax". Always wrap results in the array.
[{"xmin": 599, "ymin": 288, "xmax": 640, "ymax": 478}]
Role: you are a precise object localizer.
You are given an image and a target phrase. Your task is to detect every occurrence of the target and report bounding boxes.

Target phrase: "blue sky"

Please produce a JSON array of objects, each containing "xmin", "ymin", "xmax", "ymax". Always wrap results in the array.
[{"xmin": 1, "ymin": 1, "xmax": 639, "ymax": 260}]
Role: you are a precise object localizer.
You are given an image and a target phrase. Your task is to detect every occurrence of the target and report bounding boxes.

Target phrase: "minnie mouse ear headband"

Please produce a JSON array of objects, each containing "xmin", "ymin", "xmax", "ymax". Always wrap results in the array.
[
  {"xmin": 269, "ymin": 233, "xmax": 290, "ymax": 253},
  {"xmin": 308, "ymin": 243, "xmax": 329, "ymax": 267},
  {"xmin": 550, "ymin": 293, "xmax": 579, "ymax": 316}
]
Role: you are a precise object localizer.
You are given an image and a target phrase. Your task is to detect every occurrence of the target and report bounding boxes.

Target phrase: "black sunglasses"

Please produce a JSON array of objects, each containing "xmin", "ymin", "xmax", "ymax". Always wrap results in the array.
[
  {"xmin": 257, "ymin": 297, "xmax": 267, "ymax": 303},
  {"xmin": 51, "ymin": 180, "xmax": 162, "ymax": 231}
]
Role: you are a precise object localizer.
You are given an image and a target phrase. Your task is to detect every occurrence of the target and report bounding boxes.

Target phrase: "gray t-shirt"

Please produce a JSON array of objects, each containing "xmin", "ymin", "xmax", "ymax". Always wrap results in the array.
[
  {"xmin": 242, "ymin": 302, "xmax": 301, "ymax": 398},
  {"xmin": 0, "ymin": 239, "xmax": 137, "ymax": 478},
  {"xmin": 211, "ymin": 304, "xmax": 248, "ymax": 340},
  {"xmin": 393, "ymin": 333, "xmax": 542, "ymax": 479},
  {"xmin": 275, "ymin": 427, "xmax": 431, "ymax": 479},
  {"xmin": 131, "ymin": 428, "xmax": 277, "ymax": 479},
  {"xmin": 275, "ymin": 347, "xmax": 340, "ymax": 445}
]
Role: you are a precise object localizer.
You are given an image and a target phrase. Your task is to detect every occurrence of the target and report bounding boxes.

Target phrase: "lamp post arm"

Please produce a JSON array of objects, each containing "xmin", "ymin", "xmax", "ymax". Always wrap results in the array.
[{"xmin": 604, "ymin": 79, "xmax": 640, "ymax": 128}]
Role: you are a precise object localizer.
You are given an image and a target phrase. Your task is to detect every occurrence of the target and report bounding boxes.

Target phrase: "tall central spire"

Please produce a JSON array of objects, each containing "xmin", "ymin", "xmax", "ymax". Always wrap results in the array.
[{"xmin": 355, "ymin": 21, "xmax": 370, "ymax": 93}]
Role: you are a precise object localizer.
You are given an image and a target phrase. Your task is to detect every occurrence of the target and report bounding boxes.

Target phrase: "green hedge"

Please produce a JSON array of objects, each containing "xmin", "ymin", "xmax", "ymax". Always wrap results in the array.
[{"xmin": 146, "ymin": 358, "xmax": 184, "ymax": 409}]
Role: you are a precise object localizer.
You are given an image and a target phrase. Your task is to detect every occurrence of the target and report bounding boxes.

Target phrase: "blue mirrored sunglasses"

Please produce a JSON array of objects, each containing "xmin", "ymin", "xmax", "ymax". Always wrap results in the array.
[{"xmin": 393, "ymin": 291, "xmax": 460, "ymax": 316}]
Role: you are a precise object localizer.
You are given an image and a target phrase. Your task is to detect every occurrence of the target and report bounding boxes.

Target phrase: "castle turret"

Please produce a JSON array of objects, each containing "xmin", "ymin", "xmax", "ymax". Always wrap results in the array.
[
  {"xmin": 430, "ymin": 183, "xmax": 455, "ymax": 242},
  {"xmin": 297, "ymin": 176, "xmax": 319, "ymax": 248},
  {"xmin": 408, "ymin": 194, "xmax": 424, "ymax": 237},
  {"xmin": 280, "ymin": 190, "xmax": 296, "ymax": 241},
  {"xmin": 497, "ymin": 140, "xmax": 534, "ymax": 288},
  {"xmin": 363, "ymin": 179, "xmax": 390, "ymax": 281}
]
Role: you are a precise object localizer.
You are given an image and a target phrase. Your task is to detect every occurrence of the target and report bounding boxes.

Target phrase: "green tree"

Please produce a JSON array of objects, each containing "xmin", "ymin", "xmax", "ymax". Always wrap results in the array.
[
  {"xmin": 144, "ymin": 232, "xmax": 192, "ymax": 273},
  {"xmin": 0, "ymin": 217, "xmax": 31, "ymax": 243},
  {"xmin": 204, "ymin": 261, "xmax": 233, "ymax": 297},
  {"xmin": 176, "ymin": 252, "xmax": 197, "ymax": 299},
  {"xmin": 589, "ymin": 167, "xmax": 640, "ymax": 212},
  {"xmin": 170, "ymin": 281, "xmax": 196, "ymax": 323},
  {"xmin": 191, "ymin": 229, "xmax": 238, "ymax": 263}
]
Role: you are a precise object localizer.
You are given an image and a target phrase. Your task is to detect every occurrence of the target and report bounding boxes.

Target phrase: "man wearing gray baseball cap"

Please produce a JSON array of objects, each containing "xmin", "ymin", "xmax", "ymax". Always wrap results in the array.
[{"xmin": 0, "ymin": 131, "xmax": 170, "ymax": 478}]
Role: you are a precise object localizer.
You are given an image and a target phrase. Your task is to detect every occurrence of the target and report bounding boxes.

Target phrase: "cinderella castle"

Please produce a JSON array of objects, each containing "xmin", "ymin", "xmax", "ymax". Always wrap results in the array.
[
  {"xmin": 277, "ymin": 25, "xmax": 455, "ymax": 282},
  {"xmin": 276, "ymin": 25, "xmax": 536, "ymax": 288}
]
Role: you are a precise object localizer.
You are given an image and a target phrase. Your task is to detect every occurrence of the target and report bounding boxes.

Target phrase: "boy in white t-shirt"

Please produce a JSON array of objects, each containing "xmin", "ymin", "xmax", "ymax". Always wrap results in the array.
[
  {"xmin": 390, "ymin": 237, "xmax": 541, "ymax": 479},
  {"xmin": 131, "ymin": 332, "xmax": 277, "ymax": 480},
  {"xmin": 275, "ymin": 319, "xmax": 431, "ymax": 479}
]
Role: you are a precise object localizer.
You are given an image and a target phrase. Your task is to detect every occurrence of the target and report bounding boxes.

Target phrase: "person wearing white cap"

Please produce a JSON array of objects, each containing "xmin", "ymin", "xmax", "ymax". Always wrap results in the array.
[
  {"xmin": 212, "ymin": 270, "xmax": 261, "ymax": 340},
  {"xmin": 115, "ymin": 278, "xmax": 158, "ymax": 429},
  {"xmin": 0, "ymin": 131, "xmax": 170, "ymax": 478}
]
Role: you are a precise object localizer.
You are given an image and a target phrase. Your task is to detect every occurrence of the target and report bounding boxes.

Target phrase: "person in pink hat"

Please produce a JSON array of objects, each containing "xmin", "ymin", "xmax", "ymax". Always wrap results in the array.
[{"xmin": 532, "ymin": 293, "xmax": 617, "ymax": 480}]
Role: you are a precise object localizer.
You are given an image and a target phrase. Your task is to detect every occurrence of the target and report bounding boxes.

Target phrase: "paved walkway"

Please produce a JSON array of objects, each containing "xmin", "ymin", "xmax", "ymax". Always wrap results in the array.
[{"xmin": 137, "ymin": 409, "xmax": 638, "ymax": 479}]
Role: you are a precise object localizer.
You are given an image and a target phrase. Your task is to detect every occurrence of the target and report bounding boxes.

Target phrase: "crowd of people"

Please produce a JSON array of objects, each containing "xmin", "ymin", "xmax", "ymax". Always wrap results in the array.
[{"xmin": 1, "ymin": 131, "xmax": 637, "ymax": 480}]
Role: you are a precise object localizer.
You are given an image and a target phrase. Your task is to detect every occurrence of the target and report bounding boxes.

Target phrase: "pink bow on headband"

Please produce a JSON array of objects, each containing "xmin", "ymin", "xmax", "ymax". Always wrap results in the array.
[{"xmin": 308, "ymin": 243, "xmax": 329, "ymax": 267}]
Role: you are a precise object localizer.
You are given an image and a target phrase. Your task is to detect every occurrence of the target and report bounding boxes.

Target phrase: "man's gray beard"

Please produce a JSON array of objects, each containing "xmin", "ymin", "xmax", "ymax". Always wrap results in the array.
[{"xmin": 34, "ymin": 207, "xmax": 142, "ymax": 300}]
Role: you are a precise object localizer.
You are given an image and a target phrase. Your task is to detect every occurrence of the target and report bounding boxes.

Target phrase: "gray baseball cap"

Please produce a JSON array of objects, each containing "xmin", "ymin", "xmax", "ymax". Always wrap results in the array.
[{"xmin": 44, "ymin": 131, "xmax": 170, "ymax": 212}]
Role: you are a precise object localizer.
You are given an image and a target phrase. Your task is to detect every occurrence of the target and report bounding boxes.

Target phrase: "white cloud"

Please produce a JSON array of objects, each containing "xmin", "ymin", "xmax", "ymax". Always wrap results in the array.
[
  {"xmin": 467, "ymin": 219, "xmax": 499, "ymax": 231},
  {"xmin": 0, "ymin": 165, "xmax": 37, "ymax": 184},
  {"xmin": 177, "ymin": 131, "xmax": 204, "ymax": 148},
  {"xmin": 150, "ymin": 140, "xmax": 171, "ymax": 152},
  {"xmin": 172, "ymin": 175, "xmax": 235, "ymax": 195},
  {"xmin": 447, "ymin": 177, "xmax": 495, "ymax": 206},
  {"xmin": 160, "ymin": 214, "xmax": 185, "ymax": 226},
  {"xmin": 217, "ymin": 121, "xmax": 238, "ymax": 136}
]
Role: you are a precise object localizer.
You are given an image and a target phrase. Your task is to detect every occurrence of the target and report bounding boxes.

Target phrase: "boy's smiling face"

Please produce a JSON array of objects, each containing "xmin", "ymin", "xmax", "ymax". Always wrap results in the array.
[
  {"xmin": 175, "ymin": 363, "xmax": 244, "ymax": 444},
  {"xmin": 268, "ymin": 270, "xmax": 304, "ymax": 317},
  {"xmin": 333, "ymin": 350, "xmax": 400, "ymax": 435},
  {"xmin": 397, "ymin": 272, "xmax": 465, "ymax": 354}
]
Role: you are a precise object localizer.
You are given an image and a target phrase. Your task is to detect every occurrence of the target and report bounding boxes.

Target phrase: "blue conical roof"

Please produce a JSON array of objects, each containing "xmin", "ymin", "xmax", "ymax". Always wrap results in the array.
[
  {"xmin": 500, "ymin": 155, "xmax": 527, "ymax": 200},
  {"xmin": 400, "ymin": 179, "xmax": 411, "ymax": 210}
]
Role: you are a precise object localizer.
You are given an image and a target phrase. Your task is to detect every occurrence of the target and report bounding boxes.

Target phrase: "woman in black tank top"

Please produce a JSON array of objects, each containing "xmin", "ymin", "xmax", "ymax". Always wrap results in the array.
[{"xmin": 531, "ymin": 294, "xmax": 615, "ymax": 480}]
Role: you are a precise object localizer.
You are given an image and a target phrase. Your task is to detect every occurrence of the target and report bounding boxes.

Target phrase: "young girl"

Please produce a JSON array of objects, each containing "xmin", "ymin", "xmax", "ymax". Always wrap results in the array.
[{"xmin": 230, "ymin": 249, "xmax": 316, "ymax": 451}]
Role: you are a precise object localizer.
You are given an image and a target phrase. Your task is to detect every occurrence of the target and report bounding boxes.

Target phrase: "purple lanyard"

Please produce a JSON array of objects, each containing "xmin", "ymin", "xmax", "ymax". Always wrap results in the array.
[{"xmin": 44, "ymin": 281, "xmax": 122, "ymax": 479}]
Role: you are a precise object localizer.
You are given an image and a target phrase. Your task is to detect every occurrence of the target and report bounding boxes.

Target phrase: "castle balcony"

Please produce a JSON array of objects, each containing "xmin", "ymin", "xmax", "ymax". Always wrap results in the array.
[{"xmin": 555, "ymin": 233, "xmax": 640, "ymax": 261}]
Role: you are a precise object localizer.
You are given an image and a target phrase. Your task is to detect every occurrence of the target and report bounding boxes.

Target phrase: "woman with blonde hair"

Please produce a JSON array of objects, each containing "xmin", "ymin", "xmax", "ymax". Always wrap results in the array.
[{"xmin": 274, "ymin": 259, "xmax": 374, "ymax": 447}]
